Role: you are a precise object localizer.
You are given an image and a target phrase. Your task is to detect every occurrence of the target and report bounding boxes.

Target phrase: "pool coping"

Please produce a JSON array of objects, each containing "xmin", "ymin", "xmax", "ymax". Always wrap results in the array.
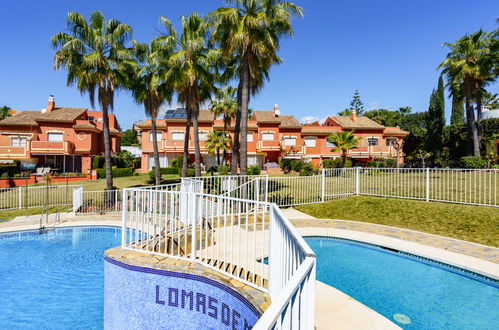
[{"xmin": 296, "ymin": 226, "xmax": 499, "ymax": 281}]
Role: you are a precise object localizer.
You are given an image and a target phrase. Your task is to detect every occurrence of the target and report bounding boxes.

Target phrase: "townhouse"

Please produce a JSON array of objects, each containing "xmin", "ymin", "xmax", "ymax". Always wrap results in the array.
[
  {"xmin": 137, "ymin": 105, "xmax": 408, "ymax": 172},
  {"xmin": 0, "ymin": 96, "xmax": 122, "ymax": 173}
]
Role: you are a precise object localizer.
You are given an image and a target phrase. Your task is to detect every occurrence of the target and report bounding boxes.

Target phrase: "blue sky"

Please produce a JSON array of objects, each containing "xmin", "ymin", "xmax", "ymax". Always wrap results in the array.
[{"xmin": 0, "ymin": 0, "xmax": 497, "ymax": 129}]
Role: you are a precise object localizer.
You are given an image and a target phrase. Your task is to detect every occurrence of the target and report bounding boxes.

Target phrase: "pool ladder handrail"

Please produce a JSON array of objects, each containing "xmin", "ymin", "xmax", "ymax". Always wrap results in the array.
[{"xmin": 39, "ymin": 209, "xmax": 60, "ymax": 234}]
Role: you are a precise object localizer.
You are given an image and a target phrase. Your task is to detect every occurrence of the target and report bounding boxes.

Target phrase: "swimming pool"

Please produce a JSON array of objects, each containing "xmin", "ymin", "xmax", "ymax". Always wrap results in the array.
[
  {"xmin": 306, "ymin": 236, "xmax": 499, "ymax": 329},
  {"xmin": 0, "ymin": 226, "xmax": 122, "ymax": 329}
]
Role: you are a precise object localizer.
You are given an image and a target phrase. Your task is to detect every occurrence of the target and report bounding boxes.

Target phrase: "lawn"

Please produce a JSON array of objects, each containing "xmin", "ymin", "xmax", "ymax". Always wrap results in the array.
[
  {"xmin": 0, "ymin": 206, "xmax": 71, "ymax": 221},
  {"xmin": 295, "ymin": 196, "xmax": 499, "ymax": 247}
]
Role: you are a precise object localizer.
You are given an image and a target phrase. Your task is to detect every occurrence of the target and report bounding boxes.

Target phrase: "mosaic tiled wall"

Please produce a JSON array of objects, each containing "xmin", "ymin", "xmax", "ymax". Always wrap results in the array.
[{"xmin": 104, "ymin": 257, "xmax": 261, "ymax": 330}]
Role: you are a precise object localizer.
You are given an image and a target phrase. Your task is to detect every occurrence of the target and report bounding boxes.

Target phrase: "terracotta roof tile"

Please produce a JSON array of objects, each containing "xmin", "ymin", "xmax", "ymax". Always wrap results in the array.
[
  {"xmin": 253, "ymin": 111, "xmax": 301, "ymax": 128},
  {"xmin": 328, "ymin": 116, "xmax": 384, "ymax": 130},
  {"xmin": 0, "ymin": 107, "xmax": 86, "ymax": 127}
]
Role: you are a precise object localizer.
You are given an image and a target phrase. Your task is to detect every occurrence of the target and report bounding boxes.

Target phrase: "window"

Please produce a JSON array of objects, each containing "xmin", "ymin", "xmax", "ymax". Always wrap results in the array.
[
  {"xmin": 171, "ymin": 132, "xmax": 185, "ymax": 141},
  {"xmin": 262, "ymin": 132, "xmax": 275, "ymax": 141},
  {"xmin": 88, "ymin": 116, "xmax": 95, "ymax": 122},
  {"xmin": 386, "ymin": 138, "xmax": 397, "ymax": 146},
  {"xmin": 199, "ymin": 132, "xmax": 208, "ymax": 141},
  {"xmin": 304, "ymin": 137, "xmax": 316, "ymax": 148},
  {"xmin": 283, "ymin": 137, "xmax": 297, "ymax": 146},
  {"xmin": 326, "ymin": 140, "xmax": 336, "ymax": 148},
  {"xmin": 367, "ymin": 138, "xmax": 378, "ymax": 146},
  {"xmin": 247, "ymin": 133, "xmax": 254, "ymax": 142},
  {"xmin": 11, "ymin": 137, "xmax": 27, "ymax": 147},
  {"xmin": 149, "ymin": 132, "xmax": 163, "ymax": 142},
  {"xmin": 47, "ymin": 133, "xmax": 64, "ymax": 142}
]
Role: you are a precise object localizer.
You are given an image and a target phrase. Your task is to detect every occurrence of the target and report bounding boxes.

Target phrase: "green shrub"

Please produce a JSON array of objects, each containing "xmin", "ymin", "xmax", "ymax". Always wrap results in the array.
[
  {"xmin": 300, "ymin": 163, "xmax": 314, "ymax": 176},
  {"xmin": 1, "ymin": 172, "xmax": 9, "ymax": 178},
  {"xmin": 152, "ymin": 167, "xmax": 179, "ymax": 175},
  {"xmin": 459, "ymin": 157, "xmax": 486, "ymax": 169},
  {"xmin": 291, "ymin": 160, "xmax": 304, "ymax": 172},
  {"xmin": 92, "ymin": 156, "xmax": 106, "ymax": 169},
  {"xmin": 279, "ymin": 159, "xmax": 293, "ymax": 173},
  {"xmin": 96, "ymin": 167, "xmax": 133, "ymax": 178},
  {"xmin": 133, "ymin": 172, "xmax": 139, "ymax": 176},
  {"xmin": 322, "ymin": 158, "xmax": 352, "ymax": 168},
  {"xmin": 368, "ymin": 161, "xmax": 385, "ymax": 168},
  {"xmin": 247, "ymin": 165, "xmax": 262, "ymax": 175},
  {"xmin": 217, "ymin": 165, "xmax": 229, "ymax": 174},
  {"xmin": 187, "ymin": 168, "xmax": 195, "ymax": 177},
  {"xmin": 171, "ymin": 155, "xmax": 188, "ymax": 169},
  {"xmin": 0, "ymin": 164, "xmax": 19, "ymax": 177}
]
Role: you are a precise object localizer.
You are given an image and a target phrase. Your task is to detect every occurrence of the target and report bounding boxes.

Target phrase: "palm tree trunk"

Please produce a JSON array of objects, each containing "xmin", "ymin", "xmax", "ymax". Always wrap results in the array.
[
  {"xmin": 476, "ymin": 94, "xmax": 482, "ymax": 154},
  {"xmin": 101, "ymin": 104, "xmax": 114, "ymax": 191},
  {"xmin": 182, "ymin": 110, "xmax": 191, "ymax": 177},
  {"xmin": 216, "ymin": 147, "xmax": 221, "ymax": 166},
  {"xmin": 223, "ymin": 117, "xmax": 229, "ymax": 165},
  {"xmin": 466, "ymin": 97, "xmax": 480, "ymax": 157},
  {"xmin": 151, "ymin": 117, "xmax": 162, "ymax": 185},
  {"xmin": 230, "ymin": 85, "xmax": 242, "ymax": 175},
  {"xmin": 192, "ymin": 105, "xmax": 202, "ymax": 177},
  {"xmin": 239, "ymin": 58, "xmax": 250, "ymax": 176}
]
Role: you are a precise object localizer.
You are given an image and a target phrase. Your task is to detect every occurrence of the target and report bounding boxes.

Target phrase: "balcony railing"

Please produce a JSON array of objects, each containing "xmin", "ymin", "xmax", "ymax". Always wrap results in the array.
[
  {"xmin": 257, "ymin": 140, "xmax": 281, "ymax": 151},
  {"xmin": 0, "ymin": 146, "xmax": 27, "ymax": 158},
  {"xmin": 30, "ymin": 141, "xmax": 72, "ymax": 154}
]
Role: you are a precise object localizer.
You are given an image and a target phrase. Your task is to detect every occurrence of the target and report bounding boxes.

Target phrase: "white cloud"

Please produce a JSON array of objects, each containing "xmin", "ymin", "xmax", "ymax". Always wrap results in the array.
[{"xmin": 300, "ymin": 116, "xmax": 328, "ymax": 125}]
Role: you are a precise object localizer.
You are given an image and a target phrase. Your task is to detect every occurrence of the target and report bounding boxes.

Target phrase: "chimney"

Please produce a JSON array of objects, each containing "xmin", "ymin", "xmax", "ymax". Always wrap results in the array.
[
  {"xmin": 274, "ymin": 104, "xmax": 280, "ymax": 117},
  {"xmin": 351, "ymin": 109, "xmax": 357, "ymax": 122},
  {"xmin": 47, "ymin": 95, "xmax": 55, "ymax": 112}
]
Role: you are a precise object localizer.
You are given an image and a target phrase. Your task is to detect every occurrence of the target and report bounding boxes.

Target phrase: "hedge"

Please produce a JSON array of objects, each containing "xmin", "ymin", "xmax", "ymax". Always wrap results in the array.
[
  {"xmin": 459, "ymin": 157, "xmax": 486, "ymax": 169},
  {"xmin": 96, "ymin": 167, "xmax": 134, "ymax": 179},
  {"xmin": 151, "ymin": 166, "xmax": 179, "ymax": 175}
]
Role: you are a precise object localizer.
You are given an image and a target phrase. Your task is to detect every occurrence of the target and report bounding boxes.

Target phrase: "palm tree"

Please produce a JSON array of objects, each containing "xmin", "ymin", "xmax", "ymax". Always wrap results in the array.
[
  {"xmin": 52, "ymin": 11, "xmax": 133, "ymax": 191},
  {"xmin": 209, "ymin": 0, "xmax": 303, "ymax": 175},
  {"xmin": 210, "ymin": 86, "xmax": 237, "ymax": 164},
  {"xmin": 205, "ymin": 130, "xmax": 231, "ymax": 167},
  {"xmin": 128, "ymin": 19, "xmax": 176, "ymax": 185},
  {"xmin": 327, "ymin": 131, "xmax": 361, "ymax": 167},
  {"xmin": 0, "ymin": 106, "xmax": 12, "ymax": 120},
  {"xmin": 439, "ymin": 30, "xmax": 495, "ymax": 156},
  {"xmin": 170, "ymin": 13, "xmax": 214, "ymax": 177}
]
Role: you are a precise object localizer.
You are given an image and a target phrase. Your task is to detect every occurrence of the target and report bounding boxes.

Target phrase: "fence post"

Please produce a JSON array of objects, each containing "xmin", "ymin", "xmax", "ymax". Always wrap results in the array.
[
  {"xmin": 355, "ymin": 167, "xmax": 360, "ymax": 196},
  {"xmin": 18, "ymin": 187, "xmax": 22, "ymax": 209},
  {"xmin": 265, "ymin": 175, "xmax": 269, "ymax": 204},
  {"xmin": 190, "ymin": 193, "xmax": 197, "ymax": 261},
  {"xmin": 425, "ymin": 168, "xmax": 430, "ymax": 202},
  {"xmin": 321, "ymin": 169, "xmax": 325, "ymax": 202},
  {"xmin": 121, "ymin": 189, "xmax": 128, "ymax": 248}
]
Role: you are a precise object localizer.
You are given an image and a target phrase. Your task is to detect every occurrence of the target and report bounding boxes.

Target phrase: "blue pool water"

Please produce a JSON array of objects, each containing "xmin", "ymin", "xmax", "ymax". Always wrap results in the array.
[
  {"xmin": 306, "ymin": 237, "xmax": 499, "ymax": 329},
  {"xmin": 0, "ymin": 227, "xmax": 122, "ymax": 329}
]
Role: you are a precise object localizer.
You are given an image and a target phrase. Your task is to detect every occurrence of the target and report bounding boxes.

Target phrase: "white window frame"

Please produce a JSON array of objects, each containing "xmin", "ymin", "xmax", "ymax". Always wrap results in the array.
[
  {"xmin": 171, "ymin": 131, "xmax": 185, "ymax": 141},
  {"xmin": 199, "ymin": 131, "xmax": 208, "ymax": 141},
  {"xmin": 47, "ymin": 132, "xmax": 64, "ymax": 142},
  {"xmin": 247, "ymin": 133, "xmax": 254, "ymax": 142},
  {"xmin": 10, "ymin": 136, "xmax": 27, "ymax": 147},
  {"xmin": 283, "ymin": 136, "xmax": 297, "ymax": 147},
  {"xmin": 261, "ymin": 132, "xmax": 275, "ymax": 141},
  {"xmin": 367, "ymin": 137, "xmax": 378, "ymax": 146},
  {"xmin": 304, "ymin": 137, "xmax": 316, "ymax": 148},
  {"xmin": 149, "ymin": 132, "xmax": 163, "ymax": 142}
]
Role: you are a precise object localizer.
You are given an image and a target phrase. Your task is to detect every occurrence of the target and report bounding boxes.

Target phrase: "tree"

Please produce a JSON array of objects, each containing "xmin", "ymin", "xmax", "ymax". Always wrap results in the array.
[
  {"xmin": 205, "ymin": 130, "xmax": 231, "ymax": 166},
  {"xmin": 128, "ymin": 18, "xmax": 176, "ymax": 185},
  {"xmin": 327, "ymin": 131, "xmax": 361, "ymax": 167},
  {"xmin": 426, "ymin": 76, "xmax": 446, "ymax": 158},
  {"xmin": 120, "ymin": 128, "xmax": 139, "ymax": 146},
  {"xmin": 0, "ymin": 106, "xmax": 12, "ymax": 120},
  {"xmin": 209, "ymin": 0, "xmax": 303, "ymax": 175},
  {"xmin": 342, "ymin": 89, "xmax": 365, "ymax": 116},
  {"xmin": 450, "ymin": 95, "xmax": 465, "ymax": 125},
  {"xmin": 364, "ymin": 108, "xmax": 403, "ymax": 127},
  {"xmin": 52, "ymin": 11, "xmax": 133, "ymax": 191},
  {"xmin": 439, "ymin": 30, "xmax": 496, "ymax": 157},
  {"xmin": 170, "ymin": 13, "xmax": 215, "ymax": 177},
  {"xmin": 210, "ymin": 86, "xmax": 237, "ymax": 164}
]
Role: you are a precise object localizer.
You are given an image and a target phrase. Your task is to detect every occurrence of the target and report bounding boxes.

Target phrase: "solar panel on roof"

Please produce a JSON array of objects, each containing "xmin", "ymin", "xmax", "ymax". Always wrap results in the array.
[{"xmin": 164, "ymin": 108, "xmax": 187, "ymax": 119}]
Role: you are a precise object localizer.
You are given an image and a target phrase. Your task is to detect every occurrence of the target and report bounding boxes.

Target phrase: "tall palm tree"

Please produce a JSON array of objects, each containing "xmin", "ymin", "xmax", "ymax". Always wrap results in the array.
[
  {"xmin": 128, "ymin": 18, "xmax": 177, "ymax": 185},
  {"xmin": 209, "ymin": 0, "xmax": 303, "ymax": 175},
  {"xmin": 210, "ymin": 86, "xmax": 237, "ymax": 164},
  {"xmin": 170, "ymin": 13, "xmax": 214, "ymax": 177},
  {"xmin": 52, "ymin": 11, "xmax": 133, "ymax": 191},
  {"xmin": 327, "ymin": 131, "xmax": 361, "ymax": 168},
  {"xmin": 0, "ymin": 106, "xmax": 12, "ymax": 120},
  {"xmin": 439, "ymin": 30, "xmax": 495, "ymax": 156},
  {"xmin": 205, "ymin": 130, "xmax": 231, "ymax": 167}
]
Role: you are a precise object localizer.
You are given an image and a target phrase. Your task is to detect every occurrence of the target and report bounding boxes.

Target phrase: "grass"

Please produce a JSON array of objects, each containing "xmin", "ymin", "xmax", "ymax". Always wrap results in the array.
[
  {"xmin": 0, "ymin": 206, "xmax": 71, "ymax": 221},
  {"xmin": 295, "ymin": 196, "xmax": 499, "ymax": 247}
]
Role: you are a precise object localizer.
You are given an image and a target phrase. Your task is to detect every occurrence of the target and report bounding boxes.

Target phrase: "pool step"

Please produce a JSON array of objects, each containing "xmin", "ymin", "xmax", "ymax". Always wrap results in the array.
[{"xmin": 198, "ymin": 257, "xmax": 268, "ymax": 288}]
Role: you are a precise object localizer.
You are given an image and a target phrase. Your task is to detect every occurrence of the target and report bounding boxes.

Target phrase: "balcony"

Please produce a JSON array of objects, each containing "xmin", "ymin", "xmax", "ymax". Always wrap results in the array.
[
  {"xmin": 257, "ymin": 140, "xmax": 281, "ymax": 151},
  {"xmin": 0, "ymin": 146, "xmax": 27, "ymax": 159},
  {"xmin": 30, "ymin": 141, "xmax": 73, "ymax": 154},
  {"xmin": 347, "ymin": 145, "xmax": 394, "ymax": 157},
  {"xmin": 282, "ymin": 145, "xmax": 306, "ymax": 156},
  {"xmin": 161, "ymin": 140, "xmax": 207, "ymax": 152}
]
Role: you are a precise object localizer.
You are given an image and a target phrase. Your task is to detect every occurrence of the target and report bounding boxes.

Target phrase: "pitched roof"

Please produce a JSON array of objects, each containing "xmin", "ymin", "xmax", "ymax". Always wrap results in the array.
[
  {"xmin": 0, "ymin": 107, "xmax": 86, "ymax": 127},
  {"xmin": 253, "ymin": 111, "xmax": 301, "ymax": 128},
  {"xmin": 164, "ymin": 110, "xmax": 215, "ymax": 123},
  {"xmin": 383, "ymin": 127, "xmax": 409, "ymax": 136},
  {"xmin": 301, "ymin": 126, "xmax": 341, "ymax": 135},
  {"xmin": 327, "ymin": 116, "xmax": 384, "ymax": 130}
]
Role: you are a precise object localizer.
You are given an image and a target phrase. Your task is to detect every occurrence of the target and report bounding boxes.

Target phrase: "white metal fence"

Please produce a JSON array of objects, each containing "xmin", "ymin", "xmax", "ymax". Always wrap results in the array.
[
  {"xmin": 0, "ymin": 184, "xmax": 81, "ymax": 211},
  {"xmin": 121, "ymin": 187, "xmax": 316, "ymax": 329}
]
